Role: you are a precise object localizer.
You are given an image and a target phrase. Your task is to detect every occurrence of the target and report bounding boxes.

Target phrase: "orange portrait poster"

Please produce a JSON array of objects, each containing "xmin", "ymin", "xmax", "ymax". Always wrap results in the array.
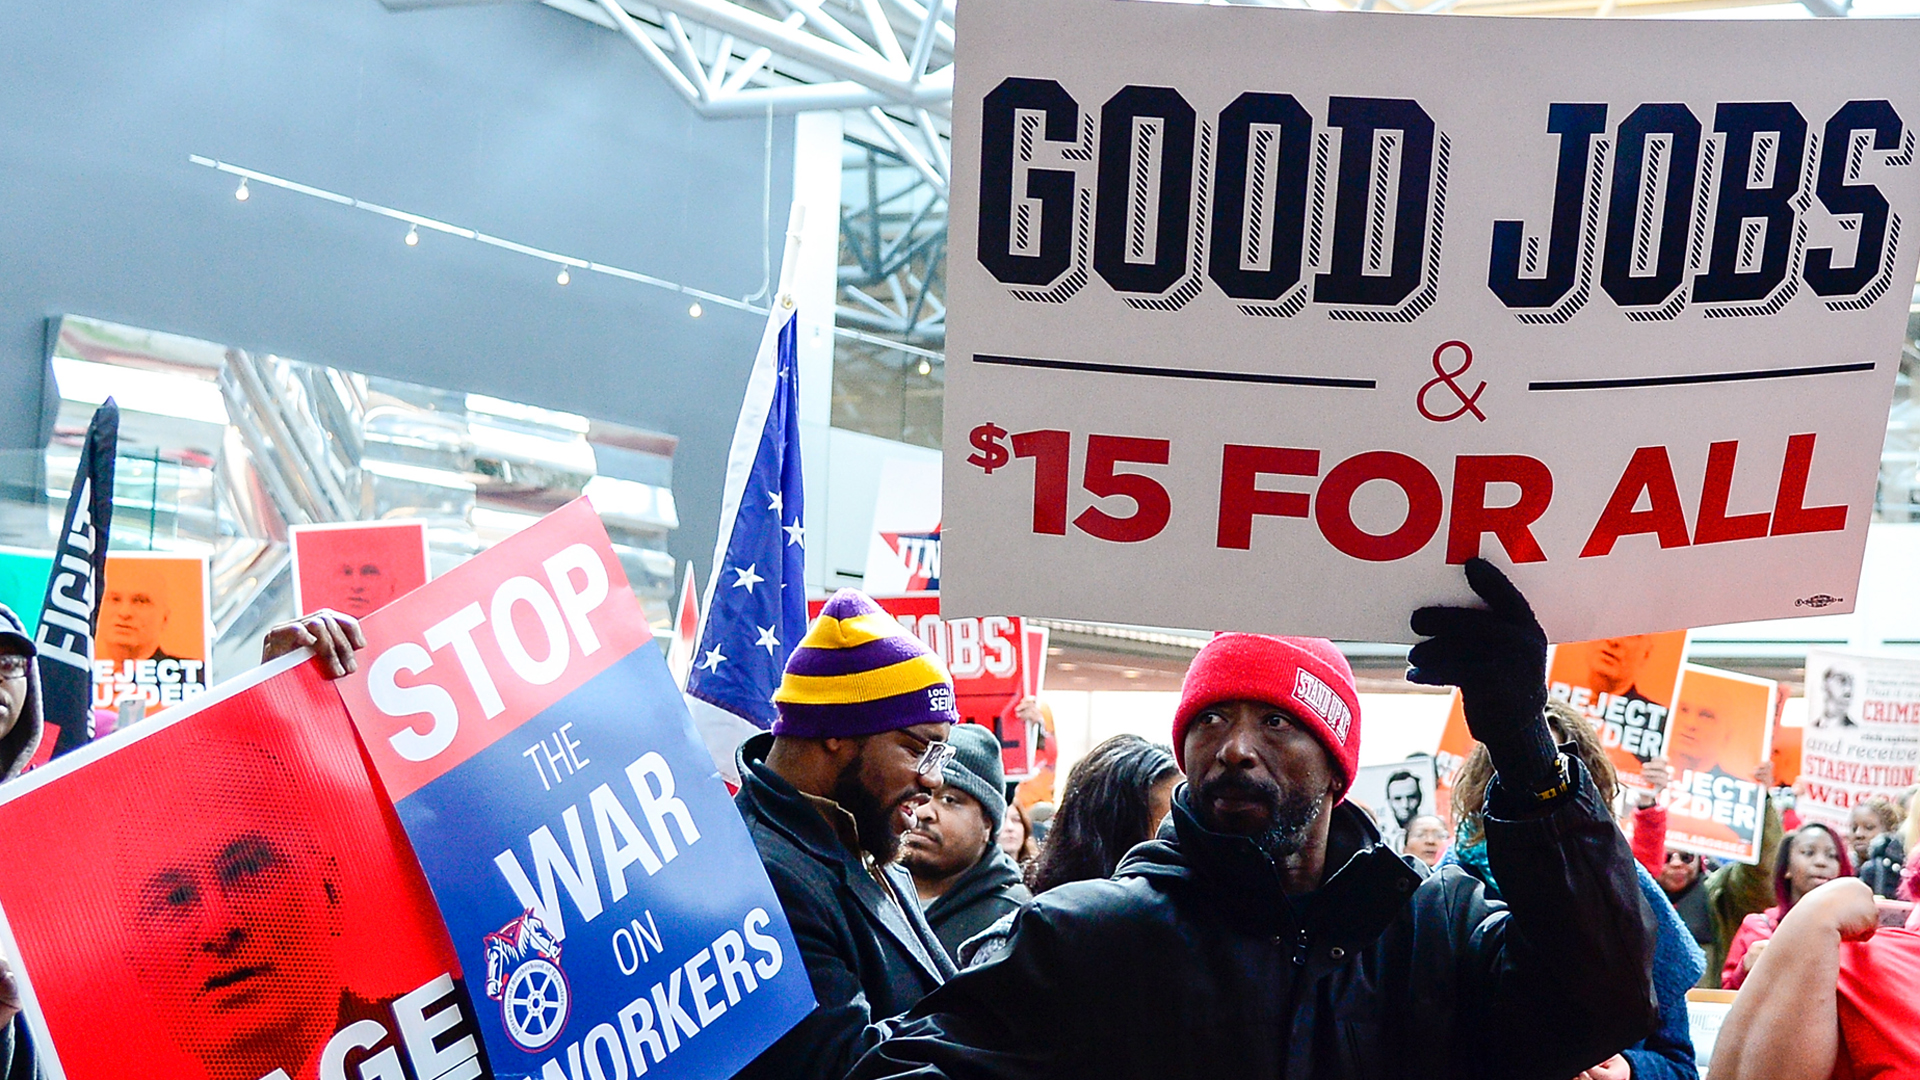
[
  {"xmin": 1546, "ymin": 630, "xmax": 1689, "ymax": 789},
  {"xmin": 1659, "ymin": 664, "xmax": 1776, "ymax": 864},
  {"xmin": 93, "ymin": 553, "xmax": 211, "ymax": 721}
]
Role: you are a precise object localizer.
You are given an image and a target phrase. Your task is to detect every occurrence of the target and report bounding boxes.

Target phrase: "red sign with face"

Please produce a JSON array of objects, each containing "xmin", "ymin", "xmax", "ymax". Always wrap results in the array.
[
  {"xmin": 291, "ymin": 520, "xmax": 432, "ymax": 621},
  {"xmin": 0, "ymin": 654, "xmax": 475, "ymax": 1080}
]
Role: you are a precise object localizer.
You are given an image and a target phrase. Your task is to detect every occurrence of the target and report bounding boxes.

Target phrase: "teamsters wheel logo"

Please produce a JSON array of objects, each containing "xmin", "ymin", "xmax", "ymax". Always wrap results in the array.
[
  {"xmin": 504, "ymin": 957, "xmax": 570, "ymax": 1050},
  {"xmin": 484, "ymin": 908, "xmax": 572, "ymax": 1052}
]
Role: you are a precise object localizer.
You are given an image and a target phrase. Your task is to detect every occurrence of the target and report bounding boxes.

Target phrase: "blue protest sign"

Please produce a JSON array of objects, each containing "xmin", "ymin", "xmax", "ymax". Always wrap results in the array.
[{"xmin": 337, "ymin": 499, "xmax": 814, "ymax": 1079}]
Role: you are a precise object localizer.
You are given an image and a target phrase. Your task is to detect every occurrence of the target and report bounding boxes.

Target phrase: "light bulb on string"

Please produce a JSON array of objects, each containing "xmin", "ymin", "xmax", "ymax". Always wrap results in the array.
[
  {"xmin": 234, "ymin": 178, "xmax": 250, "ymax": 201},
  {"xmin": 917, "ymin": 358, "xmax": 932, "ymax": 376},
  {"xmin": 688, "ymin": 302, "xmax": 703, "ymax": 318},
  {"xmin": 404, "ymin": 224, "xmax": 419, "ymax": 247},
  {"xmin": 556, "ymin": 267, "xmax": 571, "ymax": 286}
]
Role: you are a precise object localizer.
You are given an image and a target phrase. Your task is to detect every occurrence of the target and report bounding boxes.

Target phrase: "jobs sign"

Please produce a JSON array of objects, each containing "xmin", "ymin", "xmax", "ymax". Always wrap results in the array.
[{"xmin": 941, "ymin": 0, "xmax": 1920, "ymax": 642}]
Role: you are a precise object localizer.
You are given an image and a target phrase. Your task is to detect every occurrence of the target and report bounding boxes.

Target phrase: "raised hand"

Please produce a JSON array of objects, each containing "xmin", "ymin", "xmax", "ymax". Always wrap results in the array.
[{"xmin": 1408, "ymin": 559, "xmax": 1560, "ymax": 799}]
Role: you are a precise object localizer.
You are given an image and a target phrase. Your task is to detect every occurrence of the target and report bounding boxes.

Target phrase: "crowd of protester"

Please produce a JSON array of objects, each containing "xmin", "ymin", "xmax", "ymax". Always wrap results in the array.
[{"xmin": 0, "ymin": 559, "xmax": 1918, "ymax": 1078}]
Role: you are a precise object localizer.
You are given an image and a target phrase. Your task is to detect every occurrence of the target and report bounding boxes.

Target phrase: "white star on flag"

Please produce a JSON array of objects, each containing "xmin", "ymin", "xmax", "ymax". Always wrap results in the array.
[
  {"xmin": 698, "ymin": 645, "xmax": 727, "ymax": 672},
  {"xmin": 732, "ymin": 564, "xmax": 764, "ymax": 593},
  {"xmin": 783, "ymin": 521, "xmax": 805, "ymax": 547},
  {"xmin": 755, "ymin": 625, "xmax": 780, "ymax": 654},
  {"xmin": 768, "ymin": 491, "xmax": 783, "ymax": 514}
]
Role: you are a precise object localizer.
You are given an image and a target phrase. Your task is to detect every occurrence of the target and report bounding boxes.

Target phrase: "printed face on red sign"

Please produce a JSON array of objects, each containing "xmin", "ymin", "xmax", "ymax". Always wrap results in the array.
[
  {"xmin": 293, "ymin": 523, "xmax": 430, "ymax": 620},
  {"xmin": 115, "ymin": 740, "xmax": 345, "ymax": 1079}
]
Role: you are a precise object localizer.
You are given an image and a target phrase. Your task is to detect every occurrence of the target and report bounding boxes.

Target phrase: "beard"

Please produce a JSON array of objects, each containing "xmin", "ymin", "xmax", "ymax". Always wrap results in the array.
[
  {"xmin": 1195, "ymin": 773, "xmax": 1325, "ymax": 861},
  {"xmin": 833, "ymin": 755, "xmax": 909, "ymax": 863}
]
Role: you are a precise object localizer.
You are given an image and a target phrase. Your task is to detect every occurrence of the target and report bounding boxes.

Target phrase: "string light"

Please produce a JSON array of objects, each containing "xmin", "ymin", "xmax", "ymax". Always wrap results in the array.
[
  {"xmin": 917, "ymin": 358, "xmax": 932, "ymax": 376},
  {"xmin": 186, "ymin": 156, "xmax": 946, "ymax": 368}
]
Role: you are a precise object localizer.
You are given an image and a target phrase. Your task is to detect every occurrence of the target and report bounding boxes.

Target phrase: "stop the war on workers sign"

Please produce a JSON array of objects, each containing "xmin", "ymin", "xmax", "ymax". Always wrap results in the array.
[
  {"xmin": 941, "ymin": 0, "xmax": 1920, "ymax": 642},
  {"xmin": 336, "ymin": 498, "xmax": 813, "ymax": 1080}
]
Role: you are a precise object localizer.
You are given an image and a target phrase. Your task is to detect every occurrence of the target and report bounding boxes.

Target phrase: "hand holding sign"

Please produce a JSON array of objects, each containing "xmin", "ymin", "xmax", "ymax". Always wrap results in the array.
[
  {"xmin": 261, "ymin": 609, "xmax": 367, "ymax": 678},
  {"xmin": 1409, "ymin": 559, "xmax": 1559, "ymax": 797}
]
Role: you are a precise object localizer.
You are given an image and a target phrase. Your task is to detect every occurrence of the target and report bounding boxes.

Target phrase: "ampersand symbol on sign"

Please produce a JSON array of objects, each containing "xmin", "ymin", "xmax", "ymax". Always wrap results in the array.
[{"xmin": 1416, "ymin": 340, "xmax": 1486, "ymax": 423}]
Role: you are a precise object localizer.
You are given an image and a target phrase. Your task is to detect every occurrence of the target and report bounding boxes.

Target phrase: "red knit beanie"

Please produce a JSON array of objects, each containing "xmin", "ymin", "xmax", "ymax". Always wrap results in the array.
[{"xmin": 1172, "ymin": 634, "xmax": 1361, "ymax": 797}]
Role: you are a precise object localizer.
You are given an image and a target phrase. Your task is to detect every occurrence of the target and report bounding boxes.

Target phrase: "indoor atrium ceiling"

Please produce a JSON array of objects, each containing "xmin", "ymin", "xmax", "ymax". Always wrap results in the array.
[{"xmin": 389, "ymin": 0, "xmax": 1849, "ymax": 204}]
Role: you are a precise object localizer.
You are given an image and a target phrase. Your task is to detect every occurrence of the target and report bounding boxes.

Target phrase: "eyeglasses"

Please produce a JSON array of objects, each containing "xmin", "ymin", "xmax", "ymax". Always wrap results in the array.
[
  {"xmin": 0, "ymin": 656, "xmax": 30, "ymax": 680},
  {"xmin": 1665, "ymin": 851, "xmax": 1696, "ymax": 865},
  {"xmin": 915, "ymin": 740, "xmax": 955, "ymax": 780}
]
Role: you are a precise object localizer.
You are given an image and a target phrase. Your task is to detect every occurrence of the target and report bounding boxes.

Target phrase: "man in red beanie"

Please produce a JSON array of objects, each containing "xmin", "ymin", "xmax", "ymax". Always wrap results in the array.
[{"xmin": 851, "ymin": 559, "xmax": 1656, "ymax": 1080}]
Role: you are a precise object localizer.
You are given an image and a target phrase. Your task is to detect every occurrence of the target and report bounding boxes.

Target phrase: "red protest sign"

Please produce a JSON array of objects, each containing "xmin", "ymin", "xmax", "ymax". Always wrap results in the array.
[
  {"xmin": 291, "ymin": 520, "xmax": 432, "ymax": 619},
  {"xmin": 334, "ymin": 498, "xmax": 652, "ymax": 802},
  {"xmin": 808, "ymin": 594, "xmax": 1052, "ymax": 780},
  {"xmin": 0, "ymin": 653, "xmax": 476, "ymax": 1080}
]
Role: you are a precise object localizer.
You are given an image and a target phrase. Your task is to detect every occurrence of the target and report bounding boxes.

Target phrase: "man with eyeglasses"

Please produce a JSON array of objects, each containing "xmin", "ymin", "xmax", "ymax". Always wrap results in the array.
[{"xmin": 732, "ymin": 589, "xmax": 959, "ymax": 1080}]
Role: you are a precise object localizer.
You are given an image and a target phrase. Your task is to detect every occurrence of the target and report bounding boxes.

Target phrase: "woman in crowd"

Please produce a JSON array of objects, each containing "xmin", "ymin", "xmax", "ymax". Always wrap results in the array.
[
  {"xmin": 998, "ymin": 800, "xmax": 1039, "ymax": 866},
  {"xmin": 1721, "ymin": 822, "xmax": 1852, "ymax": 989},
  {"xmin": 1852, "ymin": 794, "xmax": 1906, "ymax": 898},
  {"xmin": 1025, "ymin": 735, "xmax": 1180, "ymax": 894},
  {"xmin": 957, "ymin": 735, "xmax": 1179, "ymax": 966},
  {"xmin": 1448, "ymin": 702, "xmax": 1702, "ymax": 1080},
  {"xmin": 1707, "ymin": 876, "xmax": 1920, "ymax": 1080},
  {"xmin": 1403, "ymin": 814, "xmax": 1449, "ymax": 867}
]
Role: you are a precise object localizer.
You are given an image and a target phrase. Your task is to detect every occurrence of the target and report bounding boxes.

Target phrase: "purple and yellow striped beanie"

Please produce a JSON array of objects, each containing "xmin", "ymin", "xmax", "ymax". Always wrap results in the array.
[{"xmin": 772, "ymin": 589, "xmax": 959, "ymax": 738}]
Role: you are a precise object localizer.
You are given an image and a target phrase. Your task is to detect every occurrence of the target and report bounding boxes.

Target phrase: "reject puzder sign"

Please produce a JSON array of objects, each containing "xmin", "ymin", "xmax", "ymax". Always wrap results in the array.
[
  {"xmin": 336, "ymin": 499, "xmax": 813, "ymax": 1080},
  {"xmin": 941, "ymin": 0, "xmax": 1920, "ymax": 642}
]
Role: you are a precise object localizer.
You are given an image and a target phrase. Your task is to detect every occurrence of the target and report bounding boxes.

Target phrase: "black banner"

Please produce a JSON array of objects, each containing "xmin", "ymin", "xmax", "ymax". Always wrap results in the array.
[{"xmin": 35, "ymin": 400, "xmax": 117, "ymax": 758}]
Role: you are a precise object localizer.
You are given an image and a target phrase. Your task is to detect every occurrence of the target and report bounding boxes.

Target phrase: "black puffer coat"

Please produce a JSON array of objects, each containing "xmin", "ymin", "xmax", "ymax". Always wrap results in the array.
[
  {"xmin": 924, "ymin": 847, "xmax": 1032, "ymax": 963},
  {"xmin": 733, "ymin": 733, "xmax": 955, "ymax": 1080},
  {"xmin": 851, "ymin": 757, "xmax": 1656, "ymax": 1080}
]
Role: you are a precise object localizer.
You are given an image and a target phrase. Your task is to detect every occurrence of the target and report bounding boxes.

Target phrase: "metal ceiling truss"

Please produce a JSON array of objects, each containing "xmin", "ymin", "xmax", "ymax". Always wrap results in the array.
[
  {"xmin": 520, "ymin": 0, "xmax": 1851, "ymax": 369},
  {"xmin": 838, "ymin": 135, "xmax": 946, "ymax": 347}
]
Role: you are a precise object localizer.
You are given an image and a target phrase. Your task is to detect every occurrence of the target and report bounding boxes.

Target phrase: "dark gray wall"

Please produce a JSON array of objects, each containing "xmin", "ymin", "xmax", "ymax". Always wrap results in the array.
[{"xmin": 0, "ymin": 0, "xmax": 793, "ymax": 580}]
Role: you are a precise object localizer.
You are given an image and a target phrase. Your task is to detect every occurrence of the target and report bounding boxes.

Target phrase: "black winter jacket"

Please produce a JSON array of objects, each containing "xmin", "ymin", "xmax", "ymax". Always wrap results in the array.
[
  {"xmin": 924, "ymin": 847, "xmax": 1032, "ymax": 963},
  {"xmin": 733, "ymin": 733, "xmax": 955, "ymax": 1080},
  {"xmin": 851, "ymin": 757, "xmax": 1657, "ymax": 1080}
]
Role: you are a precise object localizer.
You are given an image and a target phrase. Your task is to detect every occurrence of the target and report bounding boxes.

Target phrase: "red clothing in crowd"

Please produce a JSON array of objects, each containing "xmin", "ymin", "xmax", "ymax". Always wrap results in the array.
[
  {"xmin": 1631, "ymin": 804, "xmax": 1668, "ymax": 877},
  {"xmin": 1833, "ymin": 927, "xmax": 1920, "ymax": 1080},
  {"xmin": 1722, "ymin": 908, "xmax": 1780, "ymax": 990}
]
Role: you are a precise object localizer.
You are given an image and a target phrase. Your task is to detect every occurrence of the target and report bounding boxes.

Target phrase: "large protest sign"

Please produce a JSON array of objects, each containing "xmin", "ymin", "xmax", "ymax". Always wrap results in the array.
[
  {"xmin": 1547, "ymin": 630, "xmax": 1688, "ymax": 789},
  {"xmin": 94, "ymin": 552, "xmax": 211, "ymax": 720},
  {"xmin": 1658, "ymin": 664, "xmax": 1776, "ymax": 864},
  {"xmin": 292, "ymin": 520, "xmax": 432, "ymax": 620},
  {"xmin": 1799, "ymin": 648, "xmax": 1920, "ymax": 827},
  {"xmin": 940, "ymin": 0, "xmax": 1920, "ymax": 642},
  {"xmin": 0, "ymin": 651, "xmax": 481, "ymax": 1080},
  {"xmin": 808, "ymin": 593, "xmax": 1053, "ymax": 780},
  {"xmin": 336, "ymin": 498, "xmax": 813, "ymax": 1080}
]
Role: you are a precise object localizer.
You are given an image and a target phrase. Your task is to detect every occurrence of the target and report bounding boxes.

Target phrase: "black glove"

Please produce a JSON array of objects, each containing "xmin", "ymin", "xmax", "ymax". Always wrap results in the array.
[{"xmin": 1407, "ymin": 558, "xmax": 1562, "ymax": 800}]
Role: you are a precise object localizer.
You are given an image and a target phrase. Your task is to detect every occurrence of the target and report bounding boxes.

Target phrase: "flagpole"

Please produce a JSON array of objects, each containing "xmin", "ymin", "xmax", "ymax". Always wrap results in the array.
[{"xmin": 775, "ymin": 202, "xmax": 806, "ymax": 309}]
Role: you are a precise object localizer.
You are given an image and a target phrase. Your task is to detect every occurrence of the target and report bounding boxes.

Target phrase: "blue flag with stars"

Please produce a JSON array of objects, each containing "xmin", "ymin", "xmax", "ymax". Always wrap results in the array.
[{"xmin": 685, "ymin": 308, "xmax": 806, "ymax": 771}]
